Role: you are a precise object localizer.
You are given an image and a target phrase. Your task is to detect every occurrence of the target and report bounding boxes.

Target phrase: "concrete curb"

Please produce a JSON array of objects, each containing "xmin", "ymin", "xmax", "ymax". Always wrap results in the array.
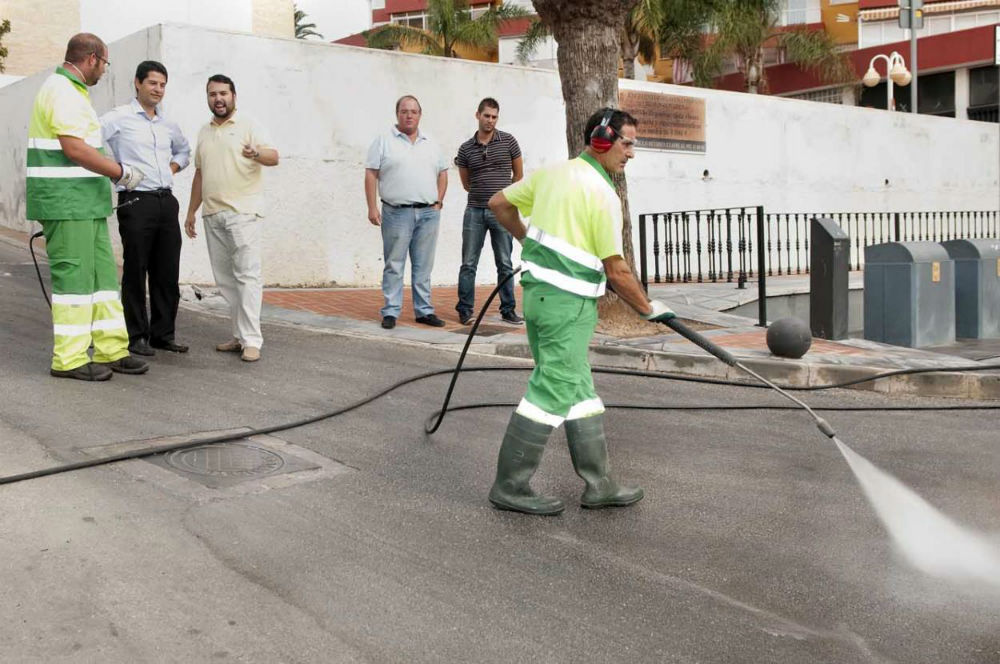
[{"xmin": 495, "ymin": 341, "xmax": 1000, "ymax": 400}]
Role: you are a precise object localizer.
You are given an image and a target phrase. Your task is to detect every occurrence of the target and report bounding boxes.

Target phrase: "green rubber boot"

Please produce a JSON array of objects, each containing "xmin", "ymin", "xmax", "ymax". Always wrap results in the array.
[
  {"xmin": 488, "ymin": 413, "xmax": 565, "ymax": 516},
  {"xmin": 565, "ymin": 414, "xmax": 644, "ymax": 509}
]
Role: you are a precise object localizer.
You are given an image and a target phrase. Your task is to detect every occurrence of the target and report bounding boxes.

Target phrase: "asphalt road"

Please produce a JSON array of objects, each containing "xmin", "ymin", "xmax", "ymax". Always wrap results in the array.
[{"xmin": 1, "ymin": 240, "xmax": 999, "ymax": 663}]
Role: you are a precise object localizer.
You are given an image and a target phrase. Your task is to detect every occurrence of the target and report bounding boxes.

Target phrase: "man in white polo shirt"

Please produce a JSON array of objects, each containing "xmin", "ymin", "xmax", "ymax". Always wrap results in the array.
[
  {"xmin": 184, "ymin": 74, "xmax": 279, "ymax": 362},
  {"xmin": 364, "ymin": 95, "xmax": 449, "ymax": 330}
]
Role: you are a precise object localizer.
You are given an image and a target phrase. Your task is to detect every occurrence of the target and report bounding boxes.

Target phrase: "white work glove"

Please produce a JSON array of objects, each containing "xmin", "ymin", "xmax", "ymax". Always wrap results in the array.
[
  {"xmin": 642, "ymin": 299, "xmax": 676, "ymax": 322},
  {"xmin": 115, "ymin": 163, "xmax": 145, "ymax": 191}
]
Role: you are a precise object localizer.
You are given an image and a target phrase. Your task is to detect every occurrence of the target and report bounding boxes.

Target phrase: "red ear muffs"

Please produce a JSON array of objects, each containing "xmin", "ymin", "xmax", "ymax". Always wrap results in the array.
[{"xmin": 589, "ymin": 109, "xmax": 617, "ymax": 153}]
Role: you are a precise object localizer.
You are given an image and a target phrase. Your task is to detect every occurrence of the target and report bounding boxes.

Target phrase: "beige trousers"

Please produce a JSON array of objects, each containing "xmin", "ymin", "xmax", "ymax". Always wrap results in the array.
[{"xmin": 204, "ymin": 210, "xmax": 263, "ymax": 349}]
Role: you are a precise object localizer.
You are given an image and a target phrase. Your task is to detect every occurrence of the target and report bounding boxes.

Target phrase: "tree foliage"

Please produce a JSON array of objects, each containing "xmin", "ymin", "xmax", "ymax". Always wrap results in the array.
[
  {"xmin": 365, "ymin": 0, "xmax": 530, "ymax": 58},
  {"xmin": 294, "ymin": 6, "xmax": 324, "ymax": 40},
  {"xmin": 660, "ymin": 0, "xmax": 853, "ymax": 93},
  {"xmin": 0, "ymin": 19, "xmax": 10, "ymax": 74}
]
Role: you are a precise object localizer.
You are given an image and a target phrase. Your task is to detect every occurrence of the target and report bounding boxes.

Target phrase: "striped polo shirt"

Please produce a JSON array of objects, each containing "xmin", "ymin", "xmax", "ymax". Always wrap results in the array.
[
  {"xmin": 502, "ymin": 152, "xmax": 623, "ymax": 299},
  {"xmin": 26, "ymin": 67, "xmax": 111, "ymax": 221},
  {"xmin": 455, "ymin": 129, "xmax": 522, "ymax": 208}
]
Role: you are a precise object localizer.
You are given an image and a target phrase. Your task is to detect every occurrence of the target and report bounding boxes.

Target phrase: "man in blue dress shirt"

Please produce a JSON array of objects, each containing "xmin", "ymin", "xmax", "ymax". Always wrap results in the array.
[{"xmin": 101, "ymin": 60, "xmax": 191, "ymax": 355}]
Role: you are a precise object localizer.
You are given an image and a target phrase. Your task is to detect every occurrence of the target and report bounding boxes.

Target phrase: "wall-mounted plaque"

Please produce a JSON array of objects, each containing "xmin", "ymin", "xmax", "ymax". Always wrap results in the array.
[{"xmin": 619, "ymin": 89, "xmax": 706, "ymax": 153}]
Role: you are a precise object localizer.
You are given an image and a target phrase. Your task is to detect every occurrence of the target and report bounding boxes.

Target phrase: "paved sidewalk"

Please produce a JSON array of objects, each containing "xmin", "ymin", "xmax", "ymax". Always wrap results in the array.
[
  {"xmin": 6, "ymin": 225, "xmax": 997, "ymax": 399},
  {"xmin": 244, "ymin": 275, "xmax": 1000, "ymax": 399}
]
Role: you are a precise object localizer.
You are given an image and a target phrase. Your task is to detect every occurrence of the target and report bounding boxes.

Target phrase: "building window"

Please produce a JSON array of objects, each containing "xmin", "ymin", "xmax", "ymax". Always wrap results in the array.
[
  {"xmin": 391, "ymin": 10, "xmax": 428, "ymax": 29},
  {"xmin": 787, "ymin": 87, "xmax": 844, "ymax": 105},
  {"xmin": 969, "ymin": 65, "xmax": 998, "ymax": 123},
  {"xmin": 780, "ymin": 0, "xmax": 820, "ymax": 25},
  {"xmin": 860, "ymin": 81, "xmax": 910, "ymax": 112},
  {"xmin": 918, "ymin": 71, "xmax": 955, "ymax": 118}
]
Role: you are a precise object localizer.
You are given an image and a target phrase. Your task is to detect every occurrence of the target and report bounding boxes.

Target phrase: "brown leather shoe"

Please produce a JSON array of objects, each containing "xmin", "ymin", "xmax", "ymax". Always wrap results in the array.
[
  {"xmin": 241, "ymin": 346, "xmax": 261, "ymax": 362},
  {"xmin": 216, "ymin": 338, "xmax": 242, "ymax": 352}
]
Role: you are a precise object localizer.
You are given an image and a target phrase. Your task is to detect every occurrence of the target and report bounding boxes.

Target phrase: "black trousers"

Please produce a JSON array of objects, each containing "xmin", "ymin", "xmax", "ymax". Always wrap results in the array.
[{"xmin": 116, "ymin": 190, "xmax": 181, "ymax": 345}]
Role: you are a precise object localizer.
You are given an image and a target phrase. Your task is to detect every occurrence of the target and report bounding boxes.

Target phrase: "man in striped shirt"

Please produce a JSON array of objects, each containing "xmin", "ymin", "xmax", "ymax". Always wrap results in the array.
[
  {"xmin": 486, "ymin": 107, "xmax": 676, "ymax": 515},
  {"xmin": 454, "ymin": 98, "xmax": 523, "ymax": 325},
  {"xmin": 26, "ymin": 33, "xmax": 148, "ymax": 381}
]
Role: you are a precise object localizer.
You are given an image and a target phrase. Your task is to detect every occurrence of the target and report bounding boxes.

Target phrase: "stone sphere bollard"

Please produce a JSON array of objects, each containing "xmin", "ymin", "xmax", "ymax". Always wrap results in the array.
[{"xmin": 766, "ymin": 317, "xmax": 812, "ymax": 359}]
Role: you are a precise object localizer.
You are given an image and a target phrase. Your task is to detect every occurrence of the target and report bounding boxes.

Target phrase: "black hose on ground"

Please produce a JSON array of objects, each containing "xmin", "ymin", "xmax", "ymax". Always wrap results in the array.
[{"xmin": 7, "ymin": 264, "xmax": 1000, "ymax": 488}]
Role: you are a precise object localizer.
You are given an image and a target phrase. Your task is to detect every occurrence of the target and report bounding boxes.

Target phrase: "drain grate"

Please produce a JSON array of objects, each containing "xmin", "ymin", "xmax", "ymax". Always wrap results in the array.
[{"xmin": 146, "ymin": 440, "xmax": 320, "ymax": 489}]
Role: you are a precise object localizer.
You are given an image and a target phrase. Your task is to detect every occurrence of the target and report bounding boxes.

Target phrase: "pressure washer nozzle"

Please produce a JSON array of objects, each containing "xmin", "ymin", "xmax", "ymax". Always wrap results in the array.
[{"xmin": 816, "ymin": 417, "xmax": 837, "ymax": 438}]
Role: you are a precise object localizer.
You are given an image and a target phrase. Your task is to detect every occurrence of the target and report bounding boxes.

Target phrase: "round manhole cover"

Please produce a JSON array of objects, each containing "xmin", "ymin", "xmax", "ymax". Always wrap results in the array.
[{"xmin": 164, "ymin": 444, "xmax": 285, "ymax": 478}]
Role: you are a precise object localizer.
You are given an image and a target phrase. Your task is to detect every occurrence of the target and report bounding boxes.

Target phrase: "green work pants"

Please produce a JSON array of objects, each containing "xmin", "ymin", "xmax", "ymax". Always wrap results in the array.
[
  {"xmin": 41, "ymin": 218, "xmax": 129, "ymax": 370},
  {"xmin": 517, "ymin": 281, "xmax": 605, "ymax": 427}
]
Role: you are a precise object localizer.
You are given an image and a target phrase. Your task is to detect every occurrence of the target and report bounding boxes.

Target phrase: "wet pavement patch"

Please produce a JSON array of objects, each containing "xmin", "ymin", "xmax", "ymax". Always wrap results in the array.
[
  {"xmin": 458, "ymin": 324, "xmax": 513, "ymax": 337},
  {"xmin": 145, "ymin": 440, "xmax": 320, "ymax": 489}
]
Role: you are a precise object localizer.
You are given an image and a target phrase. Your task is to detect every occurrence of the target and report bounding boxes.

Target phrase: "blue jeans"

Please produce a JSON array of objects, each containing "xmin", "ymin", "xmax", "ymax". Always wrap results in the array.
[
  {"xmin": 380, "ymin": 205, "xmax": 440, "ymax": 319},
  {"xmin": 455, "ymin": 206, "xmax": 516, "ymax": 318}
]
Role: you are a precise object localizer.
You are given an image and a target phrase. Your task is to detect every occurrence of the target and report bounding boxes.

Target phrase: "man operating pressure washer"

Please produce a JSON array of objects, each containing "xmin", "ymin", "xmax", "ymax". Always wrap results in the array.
[{"xmin": 486, "ymin": 107, "xmax": 676, "ymax": 515}]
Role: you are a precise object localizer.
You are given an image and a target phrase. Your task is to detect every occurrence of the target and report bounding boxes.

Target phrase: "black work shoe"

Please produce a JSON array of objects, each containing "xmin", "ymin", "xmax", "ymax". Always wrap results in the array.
[
  {"xmin": 381, "ymin": 316, "xmax": 396, "ymax": 329},
  {"xmin": 151, "ymin": 339, "xmax": 189, "ymax": 353},
  {"xmin": 415, "ymin": 314, "xmax": 445, "ymax": 327},
  {"xmin": 101, "ymin": 356, "xmax": 149, "ymax": 375},
  {"xmin": 128, "ymin": 339, "xmax": 155, "ymax": 356},
  {"xmin": 50, "ymin": 362, "xmax": 112, "ymax": 382},
  {"xmin": 458, "ymin": 313, "xmax": 474, "ymax": 325},
  {"xmin": 501, "ymin": 311, "xmax": 524, "ymax": 325}
]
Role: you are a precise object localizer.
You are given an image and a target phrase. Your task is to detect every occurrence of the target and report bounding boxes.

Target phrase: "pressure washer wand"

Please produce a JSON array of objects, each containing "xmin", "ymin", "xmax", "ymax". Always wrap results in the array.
[{"xmin": 662, "ymin": 318, "xmax": 837, "ymax": 439}]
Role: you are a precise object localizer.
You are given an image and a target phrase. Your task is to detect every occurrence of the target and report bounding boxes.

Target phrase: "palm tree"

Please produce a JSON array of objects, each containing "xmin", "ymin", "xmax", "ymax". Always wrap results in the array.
[
  {"xmin": 517, "ymin": 0, "xmax": 662, "ymax": 80},
  {"xmin": 294, "ymin": 6, "xmax": 324, "ymax": 40},
  {"xmin": 661, "ymin": 0, "xmax": 852, "ymax": 94},
  {"xmin": 365, "ymin": 0, "xmax": 531, "ymax": 58}
]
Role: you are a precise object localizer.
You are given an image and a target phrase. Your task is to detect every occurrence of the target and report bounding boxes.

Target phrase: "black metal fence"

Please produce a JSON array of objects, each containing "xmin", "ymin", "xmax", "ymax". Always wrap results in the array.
[{"xmin": 638, "ymin": 208, "xmax": 1000, "ymax": 287}]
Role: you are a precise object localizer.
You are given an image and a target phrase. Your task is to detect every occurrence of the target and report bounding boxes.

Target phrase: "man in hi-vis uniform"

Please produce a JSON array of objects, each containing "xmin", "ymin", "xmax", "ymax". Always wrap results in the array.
[
  {"xmin": 27, "ymin": 33, "xmax": 148, "ymax": 380},
  {"xmin": 487, "ymin": 108, "xmax": 676, "ymax": 515}
]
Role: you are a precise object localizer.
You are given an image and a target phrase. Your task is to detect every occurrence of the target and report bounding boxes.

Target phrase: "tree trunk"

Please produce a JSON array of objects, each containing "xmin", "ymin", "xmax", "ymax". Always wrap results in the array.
[
  {"xmin": 532, "ymin": 0, "xmax": 641, "ymax": 324},
  {"xmin": 745, "ymin": 47, "xmax": 763, "ymax": 94},
  {"xmin": 533, "ymin": 0, "xmax": 636, "ymax": 156},
  {"xmin": 620, "ymin": 28, "xmax": 639, "ymax": 80}
]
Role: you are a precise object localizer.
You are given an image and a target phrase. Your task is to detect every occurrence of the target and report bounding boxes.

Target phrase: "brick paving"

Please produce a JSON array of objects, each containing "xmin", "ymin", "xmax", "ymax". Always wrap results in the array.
[
  {"xmin": 264, "ymin": 284, "xmax": 526, "ymax": 333},
  {"xmin": 702, "ymin": 330, "xmax": 867, "ymax": 356}
]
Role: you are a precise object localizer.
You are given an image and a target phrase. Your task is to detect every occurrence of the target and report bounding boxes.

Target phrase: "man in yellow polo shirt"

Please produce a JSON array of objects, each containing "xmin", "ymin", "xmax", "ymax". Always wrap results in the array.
[
  {"xmin": 487, "ymin": 107, "xmax": 676, "ymax": 515},
  {"xmin": 27, "ymin": 32, "xmax": 148, "ymax": 381},
  {"xmin": 185, "ymin": 74, "xmax": 279, "ymax": 362}
]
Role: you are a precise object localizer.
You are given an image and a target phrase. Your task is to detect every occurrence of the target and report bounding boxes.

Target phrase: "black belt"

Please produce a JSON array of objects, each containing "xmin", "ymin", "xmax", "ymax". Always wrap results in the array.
[
  {"xmin": 382, "ymin": 200, "xmax": 433, "ymax": 209},
  {"xmin": 125, "ymin": 188, "xmax": 173, "ymax": 198}
]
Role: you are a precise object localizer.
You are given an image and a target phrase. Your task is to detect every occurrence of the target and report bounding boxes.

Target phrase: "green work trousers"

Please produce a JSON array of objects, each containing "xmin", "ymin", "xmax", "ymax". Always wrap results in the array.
[
  {"xmin": 41, "ymin": 218, "xmax": 129, "ymax": 371},
  {"xmin": 517, "ymin": 281, "xmax": 605, "ymax": 427}
]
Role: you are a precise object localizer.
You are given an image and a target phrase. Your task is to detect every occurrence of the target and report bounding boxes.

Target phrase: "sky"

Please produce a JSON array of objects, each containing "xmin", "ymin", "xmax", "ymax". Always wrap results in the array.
[{"xmin": 294, "ymin": 0, "xmax": 371, "ymax": 42}]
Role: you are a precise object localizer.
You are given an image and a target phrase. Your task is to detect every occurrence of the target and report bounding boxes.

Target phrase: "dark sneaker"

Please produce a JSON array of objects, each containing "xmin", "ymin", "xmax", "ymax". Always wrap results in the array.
[
  {"xmin": 128, "ymin": 339, "xmax": 155, "ymax": 356},
  {"xmin": 415, "ymin": 314, "xmax": 445, "ymax": 327},
  {"xmin": 101, "ymin": 356, "xmax": 149, "ymax": 375},
  {"xmin": 501, "ymin": 311, "xmax": 524, "ymax": 325},
  {"xmin": 458, "ymin": 312, "xmax": 474, "ymax": 325},
  {"xmin": 50, "ymin": 362, "xmax": 112, "ymax": 381},
  {"xmin": 150, "ymin": 339, "xmax": 189, "ymax": 353},
  {"xmin": 381, "ymin": 316, "xmax": 397, "ymax": 329}
]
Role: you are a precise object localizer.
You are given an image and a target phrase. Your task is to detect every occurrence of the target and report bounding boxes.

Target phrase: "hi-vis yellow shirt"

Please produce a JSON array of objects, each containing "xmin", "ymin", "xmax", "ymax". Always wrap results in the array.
[
  {"xmin": 26, "ymin": 67, "xmax": 111, "ymax": 220},
  {"xmin": 502, "ymin": 153, "xmax": 623, "ymax": 298},
  {"xmin": 194, "ymin": 111, "xmax": 273, "ymax": 216}
]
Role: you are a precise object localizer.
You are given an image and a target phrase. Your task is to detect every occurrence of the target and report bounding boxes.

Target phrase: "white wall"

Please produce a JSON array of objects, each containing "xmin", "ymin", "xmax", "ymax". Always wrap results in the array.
[{"xmin": 1, "ymin": 23, "xmax": 997, "ymax": 289}]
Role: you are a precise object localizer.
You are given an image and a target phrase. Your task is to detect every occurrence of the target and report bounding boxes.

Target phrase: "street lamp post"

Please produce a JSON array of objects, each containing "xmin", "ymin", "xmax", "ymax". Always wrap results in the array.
[{"xmin": 862, "ymin": 51, "xmax": 913, "ymax": 111}]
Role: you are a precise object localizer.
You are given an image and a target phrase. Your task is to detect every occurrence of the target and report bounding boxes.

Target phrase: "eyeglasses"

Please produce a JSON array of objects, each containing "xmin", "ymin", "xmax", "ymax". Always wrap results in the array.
[
  {"xmin": 92, "ymin": 52, "xmax": 110, "ymax": 66},
  {"xmin": 481, "ymin": 145, "xmax": 488, "ymax": 161}
]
